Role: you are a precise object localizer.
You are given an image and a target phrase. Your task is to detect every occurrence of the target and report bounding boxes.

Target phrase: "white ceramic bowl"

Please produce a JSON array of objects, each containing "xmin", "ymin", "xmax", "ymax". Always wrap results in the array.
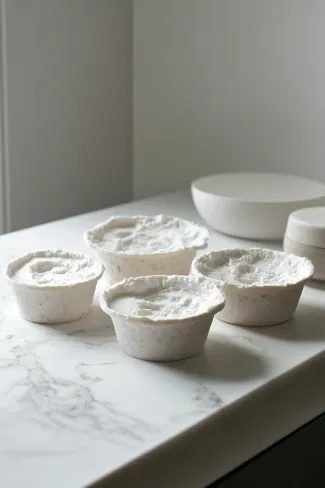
[
  {"xmin": 192, "ymin": 248, "xmax": 314, "ymax": 326},
  {"xmin": 84, "ymin": 215, "xmax": 209, "ymax": 285},
  {"xmin": 5, "ymin": 250, "xmax": 104, "ymax": 324},
  {"xmin": 99, "ymin": 274, "xmax": 225, "ymax": 361},
  {"xmin": 284, "ymin": 206, "xmax": 325, "ymax": 281},
  {"xmin": 192, "ymin": 173, "xmax": 325, "ymax": 240}
]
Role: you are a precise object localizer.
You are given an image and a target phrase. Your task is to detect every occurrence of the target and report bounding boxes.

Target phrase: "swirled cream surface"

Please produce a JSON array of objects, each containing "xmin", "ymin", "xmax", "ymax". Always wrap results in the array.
[
  {"xmin": 9, "ymin": 250, "xmax": 101, "ymax": 287},
  {"xmin": 85, "ymin": 215, "xmax": 209, "ymax": 254}
]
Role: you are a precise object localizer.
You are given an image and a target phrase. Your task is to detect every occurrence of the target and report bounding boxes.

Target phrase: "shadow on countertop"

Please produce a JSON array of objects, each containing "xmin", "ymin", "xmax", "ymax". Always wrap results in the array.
[
  {"xmin": 52, "ymin": 304, "xmax": 116, "ymax": 345},
  {"xmin": 306, "ymin": 280, "xmax": 325, "ymax": 292},
  {"xmin": 164, "ymin": 335, "xmax": 270, "ymax": 382},
  {"xmin": 246, "ymin": 301, "xmax": 325, "ymax": 343}
]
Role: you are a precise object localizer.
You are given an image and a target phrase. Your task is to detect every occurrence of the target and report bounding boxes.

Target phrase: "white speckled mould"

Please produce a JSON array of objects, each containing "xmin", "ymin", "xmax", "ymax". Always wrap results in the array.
[
  {"xmin": 84, "ymin": 215, "xmax": 209, "ymax": 285},
  {"xmin": 99, "ymin": 275, "xmax": 225, "ymax": 361},
  {"xmin": 192, "ymin": 248, "xmax": 314, "ymax": 326},
  {"xmin": 5, "ymin": 250, "xmax": 104, "ymax": 324}
]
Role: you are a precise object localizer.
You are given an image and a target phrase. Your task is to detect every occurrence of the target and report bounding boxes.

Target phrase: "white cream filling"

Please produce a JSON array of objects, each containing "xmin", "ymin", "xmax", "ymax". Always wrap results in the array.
[
  {"xmin": 197, "ymin": 249, "xmax": 313, "ymax": 287},
  {"xmin": 11, "ymin": 252, "xmax": 100, "ymax": 286},
  {"xmin": 87, "ymin": 215, "xmax": 208, "ymax": 254},
  {"xmin": 109, "ymin": 276, "xmax": 223, "ymax": 320}
]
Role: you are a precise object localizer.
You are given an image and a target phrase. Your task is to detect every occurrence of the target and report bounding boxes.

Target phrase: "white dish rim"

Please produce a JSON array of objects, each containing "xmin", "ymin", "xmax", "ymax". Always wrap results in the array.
[
  {"xmin": 84, "ymin": 215, "xmax": 209, "ymax": 256},
  {"xmin": 99, "ymin": 274, "xmax": 225, "ymax": 324},
  {"xmin": 5, "ymin": 249, "xmax": 104, "ymax": 290},
  {"xmin": 191, "ymin": 248, "xmax": 314, "ymax": 291}
]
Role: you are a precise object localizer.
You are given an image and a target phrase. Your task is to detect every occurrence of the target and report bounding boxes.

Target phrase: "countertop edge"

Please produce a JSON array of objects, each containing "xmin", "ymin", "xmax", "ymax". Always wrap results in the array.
[{"xmin": 88, "ymin": 350, "xmax": 325, "ymax": 488}]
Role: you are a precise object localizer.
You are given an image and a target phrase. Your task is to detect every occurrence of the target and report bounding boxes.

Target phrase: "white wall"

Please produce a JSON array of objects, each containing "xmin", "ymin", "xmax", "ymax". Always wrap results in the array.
[
  {"xmin": 2, "ymin": 0, "xmax": 132, "ymax": 231},
  {"xmin": 134, "ymin": 0, "xmax": 325, "ymax": 199}
]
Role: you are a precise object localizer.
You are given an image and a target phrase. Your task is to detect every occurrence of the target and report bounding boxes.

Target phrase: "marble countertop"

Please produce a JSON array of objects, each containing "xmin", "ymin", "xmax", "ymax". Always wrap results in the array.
[{"xmin": 1, "ymin": 191, "xmax": 325, "ymax": 488}]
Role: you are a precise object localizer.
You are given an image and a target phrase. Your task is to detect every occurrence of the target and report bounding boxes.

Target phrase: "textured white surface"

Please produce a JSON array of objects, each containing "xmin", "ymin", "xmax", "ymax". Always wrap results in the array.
[
  {"xmin": 85, "ymin": 215, "xmax": 208, "ymax": 254},
  {"xmin": 100, "ymin": 276, "xmax": 224, "ymax": 362},
  {"xmin": 106, "ymin": 275, "xmax": 224, "ymax": 320},
  {"xmin": 1, "ymin": 191, "xmax": 325, "ymax": 488},
  {"xmin": 99, "ymin": 275, "xmax": 225, "ymax": 361},
  {"xmin": 192, "ymin": 249, "xmax": 313, "ymax": 326},
  {"xmin": 84, "ymin": 215, "xmax": 206, "ymax": 285},
  {"xmin": 7, "ymin": 250, "xmax": 102, "ymax": 287},
  {"xmin": 5, "ymin": 251, "xmax": 103, "ymax": 325},
  {"xmin": 192, "ymin": 248, "xmax": 313, "ymax": 288}
]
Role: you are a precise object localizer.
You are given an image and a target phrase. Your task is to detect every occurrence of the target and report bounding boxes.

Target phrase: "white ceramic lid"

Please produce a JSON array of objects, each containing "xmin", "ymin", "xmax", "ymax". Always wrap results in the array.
[
  {"xmin": 193, "ymin": 173, "xmax": 325, "ymax": 203},
  {"xmin": 285, "ymin": 206, "xmax": 325, "ymax": 248}
]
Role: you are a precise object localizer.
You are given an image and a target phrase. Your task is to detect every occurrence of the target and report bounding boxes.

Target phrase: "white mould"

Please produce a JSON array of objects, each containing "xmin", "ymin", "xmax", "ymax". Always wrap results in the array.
[
  {"xmin": 8, "ymin": 250, "xmax": 102, "ymax": 287},
  {"xmin": 85, "ymin": 215, "xmax": 209, "ymax": 254},
  {"xmin": 192, "ymin": 248, "xmax": 314, "ymax": 326},
  {"xmin": 5, "ymin": 250, "xmax": 104, "ymax": 324},
  {"xmin": 99, "ymin": 274, "xmax": 225, "ymax": 361},
  {"xmin": 193, "ymin": 248, "xmax": 314, "ymax": 289},
  {"xmin": 84, "ymin": 215, "xmax": 209, "ymax": 284}
]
